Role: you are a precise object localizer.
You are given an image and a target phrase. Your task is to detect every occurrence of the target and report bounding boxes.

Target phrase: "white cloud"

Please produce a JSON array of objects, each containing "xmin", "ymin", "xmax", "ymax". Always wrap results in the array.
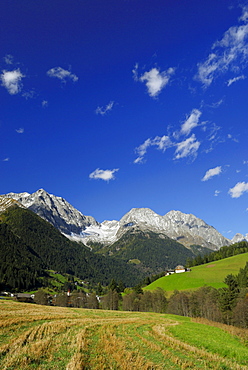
[
  {"xmin": 89, "ymin": 168, "xmax": 119, "ymax": 181},
  {"xmin": 214, "ymin": 190, "xmax": 221, "ymax": 196},
  {"xmin": 134, "ymin": 65, "xmax": 175, "ymax": 97},
  {"xmin": 180, "ymin": 109, "xmax": 202, "ymax": 136},
  {"xmin": 1, "ymin": 69, "xmax": 25, "ymax": 94},
  {"xmin": 42, "ymin": 100, "xmax": 48, "ymax": 107},
  {"xmin": 227, "ymin": 75, "xmax": 245, "ymax": 86},
  {"xmin": 134, "ymin": 135, "xmax": 172, "ymax": 164},
  {"xmin": 227, "ymin": 133, "xmax": 239, "ymax": 143},
  {"xmin": 174, "ymin": 134, "xmax": 200, "ymax": 160},
  {"xmin": 134, "ymin": 138, "xmax": 152, "ymax": 164},
  {"xmin": 3, "ymin": 158, "xmax": 9, "ymax": 162},
  {"xmin": 229, "ymin": 181, "xmax": 248, "ymax": 198},
  {"xmin": 203, "ymin": 123, "xmax": 225, "ymax": 153},
  {"xmin": 47, "ymin": 67, "xmax": 78, "ymax": 83},
  {"xmin": 22, "ymin": 90, "xmax": 36, "ymax": 100},
  {"xmin": 95, "ymin": 101, "xmax": 114, "ymax": 116},
  {"xmin": 201, "ymin": 166, "xmax": 222, "ymax": 181},
  {"xmin": 239, "ymin": 5, "xmax": 248, "ymax": 23},
  {"xmin": 4, "ymin": 54, "xmax": 14, "ymax": 65},
  {"xmin": 195, "ymin": 14, "xmax": 248, "ymax": 87},
  {"xmin": 132, "ymin": 63, "xmax": 139, "ymax": 81},
  {"xmin": 205, "ymin": 99, "xmax": 224, "ymax": 108},
  {"xmin": 196, "ymin": 53, "xmax": 219, "ymax": 87},
  {"xmin": 16, "ymin": 128, "xmax": 24, "ymax": 134}
]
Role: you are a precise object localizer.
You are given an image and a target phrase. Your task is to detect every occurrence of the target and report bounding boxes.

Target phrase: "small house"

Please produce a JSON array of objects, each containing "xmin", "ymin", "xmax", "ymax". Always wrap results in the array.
[
  {"xmin": 175, "ymin": 265, "xmax": 186, "ymax": 273},
  {"xmin": 165, "ymin": 269, "xmax": 175, "ymax": 276}
]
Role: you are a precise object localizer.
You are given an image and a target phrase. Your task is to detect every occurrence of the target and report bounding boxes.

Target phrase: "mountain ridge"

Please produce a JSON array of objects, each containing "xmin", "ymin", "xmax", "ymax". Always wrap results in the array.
[
  {"xmin": 2, "ymin": 189, "xmax": 235, "ymax": 250},
  {"xmin": 4, "ymin": 189, "xmax": 98, "ymax": 237}
]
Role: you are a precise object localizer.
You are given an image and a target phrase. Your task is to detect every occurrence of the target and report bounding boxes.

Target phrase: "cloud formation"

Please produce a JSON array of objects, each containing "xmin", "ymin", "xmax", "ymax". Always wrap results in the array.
[
  {"xmin": 229, "ymin": 181, "xmax": 248, "ymax": 198},
  {"xmin": 227, "ymin": 75, "xmax": 245, "ymax": 86},
  {"xmin": 4, "ymin": 54, "xmax": 14, "ymax": 65},
  {"xmin": 1, "ymin": 69, "xmax": 25, "ymax": 94},
  {"xmin": 47, "ymin": 67, "xmax": 78, "ymax": 83},
  {"xmin": 202, "ymin": 166, "xmax": 222, "ymax": 181},
  {"xmin": 133, "ymin": 101, "xmax": 232, "ymax": 164},
  {"xmin": 95, "ymin": 101, "xmax": 114, "ymax": 115},
  {"xmin": 16, "ymin": 128, "xmax": 24, "ymax": 134},
  {"xmin": 134, "ymin": 135, "xmax": 172, "ymax": 163},
  {"xmin": 180, "ymin": 109, "xmax": 202, "ymax": 136},
  {"xmin": 133, "ymin": 65, "xmax": 175, "ymax": 97},
  {"xmin": 22, "ymin": 90, "xmax": 36, "ymax": 100},
  {"xmin": 214, "ymin": 190, "xmax": 221, "ymax": 196},
  {"xmin": 174, "ymin": 134, "xmax": 200, "ymax": 160},
  {"xmin": 195, "ymin": 9, "xmax": 248, "ymax": 87},
  {"xmin": 42, "ymin": 100, "xmax": 48, "ymax": 107},
  {"xmin": 89, "ymin": 168, "xmax": 119, "ymax": 181}
]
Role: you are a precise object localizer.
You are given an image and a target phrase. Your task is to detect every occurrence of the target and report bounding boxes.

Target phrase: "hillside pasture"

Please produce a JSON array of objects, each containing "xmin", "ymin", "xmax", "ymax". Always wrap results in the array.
[
  {"xmin": 145, "ymin": 252, "xmax": 248, "ymax": 294},
  {"xmin": 0, "ymin": 300, "xmax": 248, "ymax": 369}
]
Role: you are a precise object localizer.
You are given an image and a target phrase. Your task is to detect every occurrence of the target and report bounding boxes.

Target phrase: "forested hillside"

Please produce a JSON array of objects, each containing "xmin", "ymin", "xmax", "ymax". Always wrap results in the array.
[
  {"xmin": 90, "ymin": 229, "xmax": 195, "ymax": 274},
  {"xmin": 0, "ymin": 205, "xmax": 145, "ymax": 291}
]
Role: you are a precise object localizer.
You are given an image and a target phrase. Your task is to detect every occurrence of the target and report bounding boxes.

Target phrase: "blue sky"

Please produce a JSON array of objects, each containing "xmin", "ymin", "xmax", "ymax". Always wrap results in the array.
[{"xmin": 1, "ymin": 0, "xmax": 248, "ymax": 239}]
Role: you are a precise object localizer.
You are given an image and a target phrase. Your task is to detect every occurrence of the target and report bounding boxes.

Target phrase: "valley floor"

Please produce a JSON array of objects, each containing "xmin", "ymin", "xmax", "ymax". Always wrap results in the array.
[{"xmin": 0, "ymin": 300, "xmax": 247, "ymax": 369}]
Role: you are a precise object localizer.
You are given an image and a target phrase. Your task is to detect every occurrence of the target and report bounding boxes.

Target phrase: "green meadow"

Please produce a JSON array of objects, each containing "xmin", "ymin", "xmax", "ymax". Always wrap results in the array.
[{"xmin": 145, "ymin": 252, "xmax": 248, "ymax": 294}]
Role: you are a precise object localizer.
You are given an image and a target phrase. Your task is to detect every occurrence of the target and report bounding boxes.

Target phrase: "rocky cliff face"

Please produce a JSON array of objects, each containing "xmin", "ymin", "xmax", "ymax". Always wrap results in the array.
[
  {"xmin": 162, "ymin": 210, "xmax": 230, "ymax": 249},
  {"xmin": 4, "ymin": 189, "xmax": 98, "ymax": 236},
  {"xmin": 119, "ymin": 208, "xmax": 230, "ymax": 250},
  {"xmin": 3, "ymin": 189, "xmax": 231, "ymax": 250}
]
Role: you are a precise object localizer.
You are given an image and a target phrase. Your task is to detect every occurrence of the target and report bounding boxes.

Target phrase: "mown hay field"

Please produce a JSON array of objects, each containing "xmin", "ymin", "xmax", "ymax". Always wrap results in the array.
[{"xmin": 0, "ymin": 299, "xmax": 248, "ymax": 369}]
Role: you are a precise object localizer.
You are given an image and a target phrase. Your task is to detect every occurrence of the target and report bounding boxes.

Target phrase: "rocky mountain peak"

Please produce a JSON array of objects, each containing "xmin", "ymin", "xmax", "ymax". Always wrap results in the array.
[
  {"xmin": 120, "ymin": 207, "xmax": 160, "ymax": 224},
  {"xmin": 2, "ymin": 189, "xmax": 234, "ymax": 250},
  {"xmin": 231, "ymin": 233, "xmax": 248, "ymax": 243},
  {"xmin": 163, "ymin": 210, "xmax": 230, "ymax": 249},
  {"xmin": 3, "ymin": 189, "xmax": 98, "ymax": 236}
]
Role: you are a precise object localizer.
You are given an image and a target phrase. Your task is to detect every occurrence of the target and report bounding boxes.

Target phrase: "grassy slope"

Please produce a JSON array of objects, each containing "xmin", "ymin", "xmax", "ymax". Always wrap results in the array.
[
  {"xmin": 0, "ymin": 300, "xmax": 247, "ymax": 369},
  {"xmin": 145, "ymin": 252, "xmax": 248, "ymax": 294}
]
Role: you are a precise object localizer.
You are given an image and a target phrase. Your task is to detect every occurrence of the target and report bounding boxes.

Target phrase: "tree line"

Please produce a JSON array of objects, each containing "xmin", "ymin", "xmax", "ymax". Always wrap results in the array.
[
  {"xmin": 32, "ymin": 260, "xmax": 248, "ymax": 328},
  {"xmin": 120, "ymin": 262, "xmax": 248, "ymax": 328},
  {"xmin": 186, "ymin": 241, "xmax": 248, "ymax": 267}
]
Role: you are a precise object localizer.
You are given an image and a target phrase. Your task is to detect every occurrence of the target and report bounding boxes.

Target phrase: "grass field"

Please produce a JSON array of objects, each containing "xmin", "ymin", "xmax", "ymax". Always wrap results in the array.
[
  {"xmin": 0, "ymin": 300, "xmax": 248, "ymax": 369},
  {"xmin": 145, "ymin": 252, "xmax": 248, "ymax": 295}
]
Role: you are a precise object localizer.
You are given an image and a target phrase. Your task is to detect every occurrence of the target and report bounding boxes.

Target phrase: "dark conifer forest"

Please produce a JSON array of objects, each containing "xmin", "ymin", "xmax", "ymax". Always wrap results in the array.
[{"xmin": 0, "ymin": 205, "xmax": 145, "ymax": 290}]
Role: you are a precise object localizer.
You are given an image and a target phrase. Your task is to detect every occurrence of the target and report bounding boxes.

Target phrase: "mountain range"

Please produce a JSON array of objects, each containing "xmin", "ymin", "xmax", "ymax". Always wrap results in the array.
[
  {"xmin": 1, "ymin": 188, "xmax": 246, "ymax": 291},
  {"xmin": 3, "ymin": 188, "xmax": 237, "ymax": 251}
]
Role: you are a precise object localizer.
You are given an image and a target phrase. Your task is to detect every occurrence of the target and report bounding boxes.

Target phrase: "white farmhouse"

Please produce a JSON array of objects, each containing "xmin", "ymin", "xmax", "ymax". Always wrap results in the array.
[{"xmin": 175, "ymin": 265, "xmax": 186, "ymax": 273}]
